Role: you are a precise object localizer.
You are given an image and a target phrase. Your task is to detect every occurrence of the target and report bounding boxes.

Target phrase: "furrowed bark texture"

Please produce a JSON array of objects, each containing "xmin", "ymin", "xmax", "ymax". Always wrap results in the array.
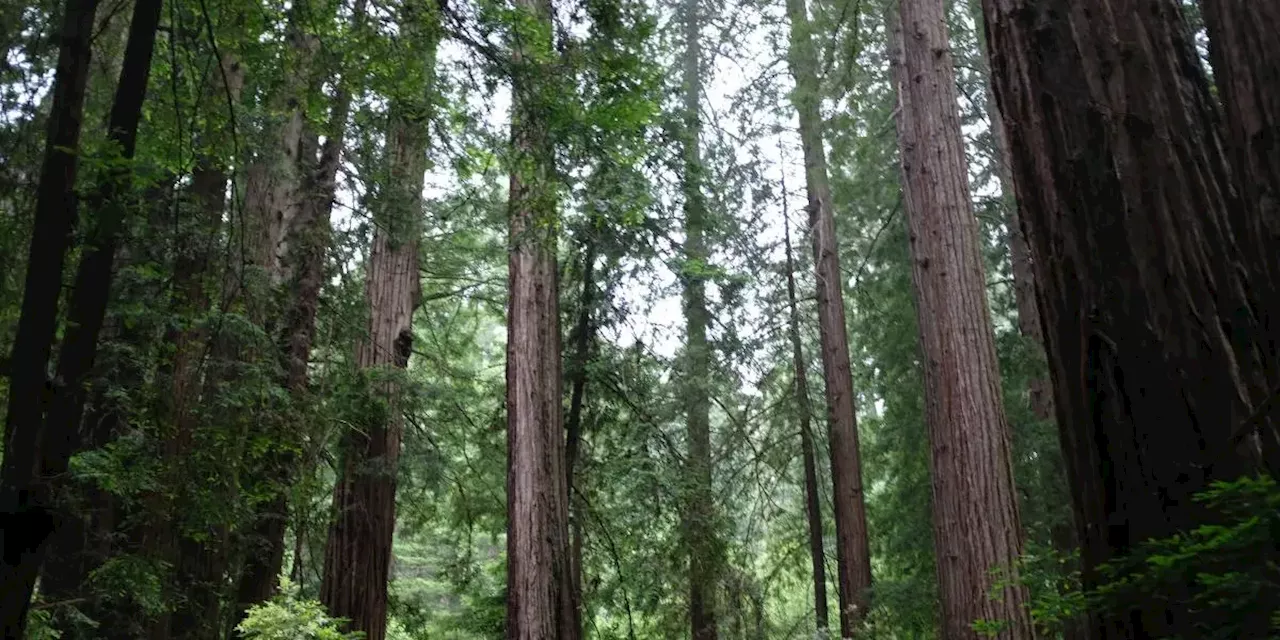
[
  {"xmin": 0, "ymin": 0, "xmax": 99, "ymax": 630},
  {"xmin": 785, "ymin": 0, "xmax": 872, "ymax": 632},
  {"xmin": 681, "ymin": 0, "xmax": 719, "ymax": 636},
  {"xmin": 319, "ymin": 6, "xmax": 432, "ymax": 639},
  {"xmin": 504, "ymin": 0, "xmax": 578, "ymax": 635},
  {"xmin": 1202, "ymin": 0, "xmax": 1280, "ymax": 345},
  {"xmin": 891, "ymin": 2, "xmax": 1032, "ymax": 636},
  {"xmin": 980, "ymin": 0, "xmax": 1280, "ymax": 635},
  {"xmin": 783, "ymin": 214, "xmax": 829, "ymax": 634}
]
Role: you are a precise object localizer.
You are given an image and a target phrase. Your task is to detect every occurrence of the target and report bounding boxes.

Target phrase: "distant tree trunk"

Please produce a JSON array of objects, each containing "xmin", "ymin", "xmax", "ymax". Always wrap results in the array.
[
  {"xmin": 1201, "ymin": 0, "xmax": 1280, "ymax": 339},
  {"xmin": 317, "ymin": 7, "xmax": 429, "ymax": 640},
  {"xmin": 680, "ymin": 0, "xmax": 719, "ymax": 636},
  {"xmin": 0, "ymin": 0, "xmax": 99, "ymax": 629},
  {"xmin": 785, "ymin": 0, "xmax": 873, "ymax": 632},
  {"xmin": 504, "ymin": 0, "xmax": 577, "ymax": 635},
  {"xmin": 782, "ymin": 209, "xmax": 829, "ymax": 634},
  {"xmin": 891, "ymin": 2, "xmax": 1032, "ymax": 636},
  {"xmin": 981, "ymin": 0, "xmax": 1279, "ymax": 635},
  {"xmin": 565, "ymin": 236, "xmax": 595, "ymax": 635},
  {"xmin": 0, "ymin": 0, "xmax": 159, "ymax": 633}
]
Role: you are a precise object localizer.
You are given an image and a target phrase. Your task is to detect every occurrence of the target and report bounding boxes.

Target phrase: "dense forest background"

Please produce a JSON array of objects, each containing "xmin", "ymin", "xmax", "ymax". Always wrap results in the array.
[{"xmin": 2, "ymin": 0, "xmax": 1278, "ymax": 637}]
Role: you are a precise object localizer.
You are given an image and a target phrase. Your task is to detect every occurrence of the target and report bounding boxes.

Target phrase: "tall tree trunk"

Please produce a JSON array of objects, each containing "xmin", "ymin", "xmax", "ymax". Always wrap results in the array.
[
  {"xmin": 1201, "ymin": 0, "xmax": 1280, "ymax": 349},
  {"xmin": 504, "ymin": 0, "xmax": 577, "ymax": 635},
  {"xmin": 891, "ymin": 3, "xmax": 1032, "ymax": 637},
  {"xmin": 980, "ymin": 0, "xmax": 1278, "ymax": 636},
  {"xmin": 680, "ymin": 0, "xmax": 719, "ymax": 636},
  {"xmin": 316, "ymin": 7, "xmax": 423, "ymax": 640},
  {"xmin": 0, "ymin": 0, "xmax": 99, "ymax": 630},
  {"xmin": 235, "ymin": 1, "xmax": 367, "ymax": 619},
  {"xmin": 964, "ymin": 3, "xmax": 1084, "ymax": 636},
  {"xmin": 784, "ymin": 0, "xmax": 873, "ymax": 633},
  {"xmin": 0, "ymin": 0, "xmax": 159, "ymax": 633},
  {"xmin": 783, "ymin": 208, "xmax": 829, "ymax": 634}
]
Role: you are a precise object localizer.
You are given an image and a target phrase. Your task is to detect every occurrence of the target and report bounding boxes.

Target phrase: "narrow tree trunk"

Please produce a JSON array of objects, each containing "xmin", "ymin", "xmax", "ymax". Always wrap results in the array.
[
  {"xmin": 891, "ymin": 2, "xmax": 1032, "ymax": 636},
  {"xmin": 0, "ymin": 0, "xmax": 99, "ymax": 629},
  {"xmin": 504, "ymin": 0, "xmax": 577, "ymax": 635},
  {"xmin": 680, "ymin": 0, "xmax": 719, "ymax": 636},
  {"xmin": 980, "ymin": 0, "xmax": 1278, "ymax": 635},
  {"xmin": 784, "ymin": 0, "xmax": 873, "ymax": 632},
  {"xmin": 0, "ymin": 0, "xmax": 159, "ymax": 633},
  {"xmin": 782, "ymin": 208, "xmax": 829, "ymax": 634},
  {"xmin": 565, "ymin": 237, "xmax": 595, "ymax": 636}
]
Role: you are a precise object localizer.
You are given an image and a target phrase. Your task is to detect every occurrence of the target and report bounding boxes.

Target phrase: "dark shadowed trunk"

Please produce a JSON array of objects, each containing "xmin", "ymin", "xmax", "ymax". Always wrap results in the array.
[
  {"xmin": 891, "ymin": 2, "xmax": 1032, "ymax": 636},
  {"xmin": 1201, "ymin": 0, "xmax": 1280, "ymax": 356},
  {"xmin": 782, "ymin": 208, "xmax": 829, "ymax": 634},
  {"xmin": 565, "ymin": 236, "xmax": 595, "ymax": 635},
  {"xmin": 0, "ymin": 0, "xmax": 100, "ymax": 630},
  {"xmin": 980, "ymin": 0, "xmax": 1280, "ymax": 635},
  {"xmin": 0, "ymin": 0, "xmax": 160, "ymax": 633},
  {"xmin": 785, "ymin": 0, "xmax": 872, "ymax": 631}
]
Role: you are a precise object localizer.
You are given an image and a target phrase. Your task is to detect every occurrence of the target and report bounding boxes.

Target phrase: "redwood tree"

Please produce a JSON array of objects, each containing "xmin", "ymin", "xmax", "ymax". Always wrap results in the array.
[
  {"xmin": 981, "ymin": 0, "xmax": 1279, "ymax": 635},
  {"xmin": 783, "ymin": 0, "xmax": 873, "ymax": 631},
  {"xmin": 892, "ymin": 0, "xmax": 1032, "ymax": 635},
  {"xmin": 503, "ymin": 0, "xmax": 578, "ymax": 634}
]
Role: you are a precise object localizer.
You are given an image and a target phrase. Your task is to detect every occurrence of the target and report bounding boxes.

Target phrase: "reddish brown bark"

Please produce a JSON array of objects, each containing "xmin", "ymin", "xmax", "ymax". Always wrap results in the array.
[
  {"xmin": 980, "ymin": 0, "xmax": 1279, "ymax": 635},
  {"xmin": 891, "ymin": 2, "xmax": 1032, "ymax": 636},
  {"xmin": 783, "ymin": 212, "xmax": 830, "ymax": 633},
  {"xmin": 504, "ymin": 0, "xmax": 577, "ymax": 635},
  {"xmin": 318, "ymin": 7, "xmax": 432, "ymax": 640},
  {"xmin": 786, "ymin": 0, "xmax": 873, "ymax": 630}
]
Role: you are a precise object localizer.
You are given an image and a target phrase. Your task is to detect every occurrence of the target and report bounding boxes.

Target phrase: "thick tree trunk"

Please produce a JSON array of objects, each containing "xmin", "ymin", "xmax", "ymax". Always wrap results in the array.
[
  {"xmin": 680, "ymin": 0, "xmax": 719, "ymax": 637},
  {"xmin": 1202, "ymin": 0, "xmax": 1280, "ymax": 353},
  {"xmin": 0, "ymin": 0, "xmax": 159, "ymax": 633},
  {"xmin": 980, "ymin": 0, "xmax": 1279, "ymax": 636},
  {"xmin": 317, "ymin": 7, "xmax": 427, "ymax": 640},
  {"xmin": 891, "ymin": 2, "xmax": 1032, "ymax": 637},
  {"xmin": 504, "ymin": 0, "xmax": 577, "ymax": 635},
  {"xmin": 0, "ymin": 0, "xmax": 99, "ymax": 630},
  {"xmin": 784, "ymin": 0, "xmax": 873, "ymax": 633},
  {"xmin": 782, "ymin": 212, "xmax": 829, "ymax": 634}
]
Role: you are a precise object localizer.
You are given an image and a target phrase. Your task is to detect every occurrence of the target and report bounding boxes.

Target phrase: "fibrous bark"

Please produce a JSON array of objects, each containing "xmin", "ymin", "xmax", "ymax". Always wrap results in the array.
[
  {"xmin": 980, "ymin": 0, "xmax": 1280, "ymax": 635},
  {"xmin": 318, "ymin": 5, "xmax": 430, "ymax": 640},
  {"xmin": 503, "ymin": 0, "xmax": 578, "ymax": 634},
  {"xmin": 891, "ymin": 2, "xmax": 1032, "ymax": 636},
  {"xmin": 784, "ymin": 0, "xmax": 873, "ymax": 632}
]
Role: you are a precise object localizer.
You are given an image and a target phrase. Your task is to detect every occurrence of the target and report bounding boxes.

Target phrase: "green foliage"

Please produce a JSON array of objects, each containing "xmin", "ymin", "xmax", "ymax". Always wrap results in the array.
[{"xmin": 237, "ymin": 579, "xmax": 363, "ymax": 640}]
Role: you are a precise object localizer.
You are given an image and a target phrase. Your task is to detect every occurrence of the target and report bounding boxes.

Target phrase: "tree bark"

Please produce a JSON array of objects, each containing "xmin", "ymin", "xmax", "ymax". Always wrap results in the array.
[
  {"xmin": 317, "ymin": 6, "xmax": 429, "ymax": 640},
  {"xmin": 504, "ymin": 0, "xmax": 577, "ymax": 635},
  {"xmin": 784, "ymin": 0, "xmax": 873, "ymax": 633},
  {"xmin": 1201, "ymin": 0, "xmax": 1280, "ymax": 347},
  {"xmin": 680, "ymin": 0, "xmax": 719, "ymax": 636},
  {"xmin": 783, "ymin": 209, "xmax": 829, "ymax": 634},
  {"xmin": 979, "ymin": 0, "xmax": 1279, "ymax": 635},
  {"xmin": 0, "ymin": 0, "xmax": 99, "ymax": 629},
  {"xmin": 564, "ymin": 236, "xmax": 595, "ymax": 637},
  {"xmin": 0, "ymin": 0, "xmax": 160, "ymax": 633},
  {"xmin": 891, "ymin": 2, "xmax": 1033, "ymax": 637}
]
